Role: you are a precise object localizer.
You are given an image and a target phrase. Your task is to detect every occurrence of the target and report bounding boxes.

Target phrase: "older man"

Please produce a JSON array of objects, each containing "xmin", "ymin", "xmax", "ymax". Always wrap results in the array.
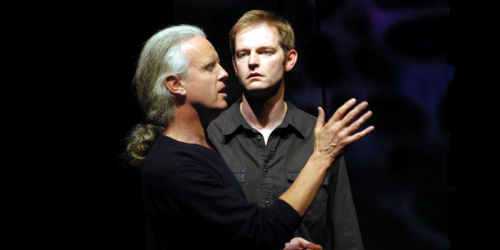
[
  {"xmin": 126, "ymin": 24, "xmax": 373, "ymax": 250},
  {"xmin": 208, "ymin": 10, "xmax": 368, "ymax": 250}
]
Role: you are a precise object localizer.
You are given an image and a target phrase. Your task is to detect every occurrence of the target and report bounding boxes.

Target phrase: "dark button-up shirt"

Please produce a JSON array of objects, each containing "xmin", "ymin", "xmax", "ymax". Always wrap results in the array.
[{"xmin": 207, "ymin": 100, "xmax": 365, "ymax": 250}]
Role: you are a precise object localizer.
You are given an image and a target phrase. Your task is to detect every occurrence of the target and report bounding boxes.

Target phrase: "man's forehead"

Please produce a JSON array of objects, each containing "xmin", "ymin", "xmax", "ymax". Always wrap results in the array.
[
  {"xmin": 181, "ymin": 36, "xmax": 210, "ymax": 53},
  {"xmin": 181, "ymin": 37, "xmax": 218, "ymax": 62},
  {"xmin": 237, "ymin": 23, "xmax": 278, "ymax": 36},
  {"xmin": 180, "ymin": 41, "xmax": 197, "ymax": 52},
  {"xmin": 235, "ymin": 24, "xmax": 279, "ymax": 48}
]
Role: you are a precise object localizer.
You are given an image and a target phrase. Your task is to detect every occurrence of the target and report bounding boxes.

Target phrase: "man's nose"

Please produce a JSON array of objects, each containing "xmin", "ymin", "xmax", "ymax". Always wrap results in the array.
[
  {"xmin": 248, "ymin": 52, "xmax": 259, "ymax": 68},
  {"xmin": 219, "ymin": 65, "xmax": 229, "ymax": 82}
]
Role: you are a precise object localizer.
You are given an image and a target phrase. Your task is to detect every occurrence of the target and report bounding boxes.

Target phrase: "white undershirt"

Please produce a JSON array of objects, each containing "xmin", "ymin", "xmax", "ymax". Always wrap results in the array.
[{"xmin": 241, "ymin": 102, "xmax": 288, "ymax": 146}]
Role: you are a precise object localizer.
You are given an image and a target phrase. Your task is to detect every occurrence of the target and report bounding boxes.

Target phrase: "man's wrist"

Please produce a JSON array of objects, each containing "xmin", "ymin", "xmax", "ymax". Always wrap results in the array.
[{"xmin": 310, "ymin": 151, "xmax": 334, "ymax": 170}]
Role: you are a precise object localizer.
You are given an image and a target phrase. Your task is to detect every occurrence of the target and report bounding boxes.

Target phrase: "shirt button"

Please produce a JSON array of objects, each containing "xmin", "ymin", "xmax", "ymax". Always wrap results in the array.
[
  {"xmin": 264, "ymin": 168, "xmax": 268, "ymax": 173},
  {"xmin": 256, "ymin": 136, "xmax": 261, "ymax": 142},
  {"xmin": 265, "ymin": 200, "xmax": 270, "ymax": 205}
]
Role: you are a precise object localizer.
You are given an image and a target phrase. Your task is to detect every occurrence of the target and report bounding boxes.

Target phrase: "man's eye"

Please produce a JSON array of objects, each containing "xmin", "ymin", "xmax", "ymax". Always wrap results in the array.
[
  {"xmin": 236, "ymin": 52, "xmax": 247, "ymax": 58},
  {"xmin": 205, "ymin": 63, "xmax": 215, "ymax": 71}
]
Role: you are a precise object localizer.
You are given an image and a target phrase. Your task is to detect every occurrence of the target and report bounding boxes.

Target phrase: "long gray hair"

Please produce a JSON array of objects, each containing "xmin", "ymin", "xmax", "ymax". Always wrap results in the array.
[{"xmin": 126, "ymin": 25, "xmax": 206, "ymax": 167}]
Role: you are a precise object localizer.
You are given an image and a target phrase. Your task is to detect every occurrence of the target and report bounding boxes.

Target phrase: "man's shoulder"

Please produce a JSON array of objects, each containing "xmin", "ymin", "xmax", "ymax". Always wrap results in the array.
[
  {"xmin": 146, "ymin": 136, "xmax": 215, "ymax": 168},
  {"xmin": 208, "ymin": 111, "xmax": 226, "ymax": 134},
  {"xmin": 295, "ymin": 107, "xmax": 317, "ymax": 123},
  {"xmin": 207, "ymin": 109, "xmax": 227, "ymax": 145},
  {"xmin": 208, "ymin": 101, "xmax": 239, "ymax": 133},
  {"xmin": 207, "ymin": 101, "xmax": 242, "ymax": 147},
  {"xmin": 287, "ymin": 102, "xmax": 318, "ymax": 133}
]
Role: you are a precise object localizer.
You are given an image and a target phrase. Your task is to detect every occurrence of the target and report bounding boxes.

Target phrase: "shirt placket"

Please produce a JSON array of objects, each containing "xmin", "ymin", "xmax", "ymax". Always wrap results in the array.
[{"xmin": 255, "ymin": 132, "xmax": 277, "ymax": 208}]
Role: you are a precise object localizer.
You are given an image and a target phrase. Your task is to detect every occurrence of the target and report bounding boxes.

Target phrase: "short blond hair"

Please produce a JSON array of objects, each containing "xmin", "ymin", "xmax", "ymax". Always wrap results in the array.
[{"xmin": 229, "ymin": 10, "xmax": 295, "ymax": 56}]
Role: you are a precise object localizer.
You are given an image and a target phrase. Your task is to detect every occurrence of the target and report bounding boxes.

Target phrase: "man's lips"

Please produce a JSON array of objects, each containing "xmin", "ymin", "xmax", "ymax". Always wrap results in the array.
[
  {"xmin": 247, "ymin": 72, "xmax": 263, "ymax": 79},
  {"xmin": 218, "ymin": 87, "xmax": 227, "ymax": 94}
]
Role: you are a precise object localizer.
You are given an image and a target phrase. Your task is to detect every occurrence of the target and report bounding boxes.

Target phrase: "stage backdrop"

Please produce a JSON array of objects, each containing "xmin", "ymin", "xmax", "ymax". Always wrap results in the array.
[{"xmin": 50, "ymin": 0, "xmax": 451, "ymax": 249}]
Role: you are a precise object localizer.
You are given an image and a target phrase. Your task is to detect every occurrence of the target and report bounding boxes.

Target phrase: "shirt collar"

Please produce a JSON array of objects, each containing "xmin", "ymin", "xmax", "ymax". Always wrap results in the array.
[
  {"xmin": 221, "ymin": 97, "xmax": 251, "ymax": 136},
  {"xmin": 222, "ymin": 97, "xmax": 308, "ymax": 138}
]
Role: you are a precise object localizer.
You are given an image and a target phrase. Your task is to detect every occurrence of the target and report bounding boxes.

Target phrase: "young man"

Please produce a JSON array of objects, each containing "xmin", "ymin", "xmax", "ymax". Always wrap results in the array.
[
  {"xmin": 127, "ymin": 24, "xmax": 373, "ymax": 250},
  {"xmin": 208, "ymin": 10, "xmax": 368, "ymax": 250}
]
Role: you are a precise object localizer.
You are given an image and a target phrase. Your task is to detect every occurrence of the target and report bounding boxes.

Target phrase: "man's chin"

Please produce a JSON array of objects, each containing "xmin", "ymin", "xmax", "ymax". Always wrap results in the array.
[
  {"xmin": 219, "ymin": 103, "xmax": 229, "ymax": 110},
  {"xmin": 244, "ymin": 82, "xmax": 271, "ymax": 91},
  {"xmin": 243, "ymin": 85, "xmax": 281, "ymax": 100},
  {"xmin": 213, "ymin": 101, "xmax": 229, "ymax": 111}
]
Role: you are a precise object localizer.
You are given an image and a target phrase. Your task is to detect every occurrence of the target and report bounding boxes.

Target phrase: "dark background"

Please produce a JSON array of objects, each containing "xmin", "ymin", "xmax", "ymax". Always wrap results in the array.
[{"xmin": 44, "ymin": 0, "xmax": 454, "ymax": 249}]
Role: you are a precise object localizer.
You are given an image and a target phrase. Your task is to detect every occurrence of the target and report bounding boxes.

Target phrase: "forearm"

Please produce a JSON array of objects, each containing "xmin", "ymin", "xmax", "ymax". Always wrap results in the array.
[{"xmin": 279, "ymin": 152, "xmax": 331, "ymax": 216}]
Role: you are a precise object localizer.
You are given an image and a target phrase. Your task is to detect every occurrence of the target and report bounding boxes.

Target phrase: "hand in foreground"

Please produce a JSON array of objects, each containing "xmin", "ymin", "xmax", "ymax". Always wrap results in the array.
[
  {"xmin": 283, "ymin": 237, "xmax": 323, "ymax": 250},
  {"xmin": 314, "ymin": 98, "xmax": 374, "ymax": 165}
]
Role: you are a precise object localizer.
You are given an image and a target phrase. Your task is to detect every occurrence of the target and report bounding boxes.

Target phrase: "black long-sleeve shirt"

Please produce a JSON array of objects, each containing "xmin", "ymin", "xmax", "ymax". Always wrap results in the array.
[
  {"xmin": 142, "ymin": 135, "xmax": 302, "ymax": 250},
  {"xmin": 207, "ymin": 100, "xmax": 365, "ymax": 250}
]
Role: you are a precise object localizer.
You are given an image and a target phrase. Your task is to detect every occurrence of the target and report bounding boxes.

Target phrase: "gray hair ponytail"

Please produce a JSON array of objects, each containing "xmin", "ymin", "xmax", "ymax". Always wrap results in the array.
[{"xmin": 126, "ymin": 25, "xmax": 206, "ymax": 167}]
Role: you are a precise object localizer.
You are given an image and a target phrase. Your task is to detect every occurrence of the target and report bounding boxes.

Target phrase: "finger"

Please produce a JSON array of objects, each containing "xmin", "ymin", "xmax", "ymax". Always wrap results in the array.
[
  {"xmin": 345, "ymin": 110, "xmax": 373, "ymax": 134},
  {"xmin": 329, "ymin": 98, "xmax": 357, "ymax": 125},
  {"xmin": 295, "ymin": 237, "xmax": 310, "ymax": 246},
  {"xmin": 283, "ymin": 243, "xmax": 299, "ymax": 250},
  {"xmin": 306, "ymin": 247, "xmax": 323, "ymax": 250},
  {"xmin": 341, "ymin": 101, "xmax": 369, "ymax": 127},
  {"xmin": 304, "ymin": 243, "xmax": 323, "ymax": 250},
  {"xmin": 344, "ymin": 125, "xmax": 375, "ymax": 145},
  {"xmin": 315, "ymin": 107, "xmax": 325, "ymax": 132}
]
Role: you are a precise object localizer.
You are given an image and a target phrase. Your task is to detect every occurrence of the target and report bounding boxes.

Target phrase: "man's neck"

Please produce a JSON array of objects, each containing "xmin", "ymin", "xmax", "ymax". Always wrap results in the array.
[
  {"xmin": 240, "ymin": 81, "xmax": 287, "ymax": 143},
  {"xmin": 163, "ymin": 105, "xmax": 213, "ymax": 148}
]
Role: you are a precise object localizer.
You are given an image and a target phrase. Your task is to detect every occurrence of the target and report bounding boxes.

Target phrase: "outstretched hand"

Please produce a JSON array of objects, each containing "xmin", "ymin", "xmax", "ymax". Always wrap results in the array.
[
  {"xmin": 313, "ymin": 98, "xmax": 374, "ymax": 166},
  {"xmin": 278, "ymin": 98, "xmax": 374, "ymax": 216},
  {"xmin": 283, "ymin": 237, "xmax": 323, "ymax": 250}
]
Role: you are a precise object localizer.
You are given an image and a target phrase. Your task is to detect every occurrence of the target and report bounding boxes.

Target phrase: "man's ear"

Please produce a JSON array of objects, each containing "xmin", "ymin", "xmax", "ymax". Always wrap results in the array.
[
  {"xmin": 284, "ymin": 49, "xmax": 298, "ymax": 72},
  {"xmin": 232, "ymin": 56, "xmax": 239, "ymax": 77},
  {"xmin": 164, "ymin": 75, "xmax": 186, "ymax": 96}
]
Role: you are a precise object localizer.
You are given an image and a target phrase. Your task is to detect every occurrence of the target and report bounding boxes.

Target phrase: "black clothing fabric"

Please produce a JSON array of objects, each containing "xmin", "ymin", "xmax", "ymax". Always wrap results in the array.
[
  {"xmin": 141, "ymin": 135, "xmax": 302, "ymax": 250},
  {"xmin": 207, "ymin": 100, "xmax": 364, "ymax": 250}
]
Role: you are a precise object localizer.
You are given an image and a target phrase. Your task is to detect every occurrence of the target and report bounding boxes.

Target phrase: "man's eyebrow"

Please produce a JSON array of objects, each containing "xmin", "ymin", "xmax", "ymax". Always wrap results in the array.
[
  {"xmin": 208, "ymin": 58, "xmax": 220, "ymax": 64},
  {"xmin": 236, "ymin": 46, "xmax": 276, "ymax": 51},
  {"xmin": 259, "ymin": 46, "xmax": 275, "ymax": 49},
  {"xmin": 203, "ymin": 58, "xmax": 220, "ymax": 68},
  {"xmin": 235, "ymin": 48, "xmax": 248, "ymax": 53}
]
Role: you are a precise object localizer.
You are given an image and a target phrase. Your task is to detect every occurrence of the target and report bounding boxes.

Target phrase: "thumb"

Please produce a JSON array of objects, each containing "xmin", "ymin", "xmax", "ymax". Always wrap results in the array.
[{"xmin": 315, "ymin": 107, "xmax": 325, "ymax": 132}]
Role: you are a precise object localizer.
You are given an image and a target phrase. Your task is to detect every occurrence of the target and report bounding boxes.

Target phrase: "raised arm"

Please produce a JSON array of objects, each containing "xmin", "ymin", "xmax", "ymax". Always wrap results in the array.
[{"xmin": 279, "ymin": 98, "xmax": 374, "ymax": 216}]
